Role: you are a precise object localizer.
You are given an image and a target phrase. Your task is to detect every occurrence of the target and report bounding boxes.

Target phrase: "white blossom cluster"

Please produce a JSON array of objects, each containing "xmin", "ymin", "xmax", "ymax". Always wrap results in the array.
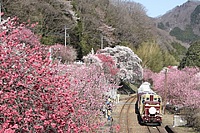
[{"xmin": 97, "ymin": 46, "xmax": 143, "ymax": 83}]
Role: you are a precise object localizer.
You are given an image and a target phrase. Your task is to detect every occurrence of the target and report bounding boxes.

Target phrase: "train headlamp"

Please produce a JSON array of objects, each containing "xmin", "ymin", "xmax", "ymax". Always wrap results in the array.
[{"xmin": 149, "ymin": 107, "xmax": 156, "ymax": 114}]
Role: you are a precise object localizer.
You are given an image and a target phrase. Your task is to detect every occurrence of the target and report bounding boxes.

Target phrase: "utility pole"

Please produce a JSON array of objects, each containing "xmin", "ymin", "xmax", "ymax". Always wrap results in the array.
[
  {"xmin": 64, "ymin": 25, "xmax": 70, "ymax": 48},
  {"xmin": 0, "ymin": 0, "xmax": 2, "ymax": 24},
  {"xmin": 100, "ymin": 33, "xmax": 103, "ymax": 49},
  {"xmin": 163, "ymin": 67, "xmax": 168, "ymax": 114}
]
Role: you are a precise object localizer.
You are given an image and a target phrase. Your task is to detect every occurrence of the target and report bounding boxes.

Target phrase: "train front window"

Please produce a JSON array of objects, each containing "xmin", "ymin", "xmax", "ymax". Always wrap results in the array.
[
  {"xmin": 154, "ymin": 98, "xmax": 157, "ymax": 101},
  {"xmin": 146, "ymin": 97, "xmax": 150, "ymax": 101},
  {"xmin": 158, "ymin": 98, "xmax": 161, "ymax": 102}
]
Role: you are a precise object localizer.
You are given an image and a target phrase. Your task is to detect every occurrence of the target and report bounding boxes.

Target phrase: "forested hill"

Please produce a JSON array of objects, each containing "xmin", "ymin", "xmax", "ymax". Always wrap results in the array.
[
  {"xmin": 1, "ymin": 0, "xmax": 193, "ymax": 62},
  {"xmin": 155, "ymin": 0, "xmax": 200, "ymax": 44}
]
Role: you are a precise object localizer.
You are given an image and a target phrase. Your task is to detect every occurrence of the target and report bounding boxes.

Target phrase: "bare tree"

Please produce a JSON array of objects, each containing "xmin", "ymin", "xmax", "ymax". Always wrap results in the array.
[{"xmin": 107, "ymin": 0, "xmax": 154, "ymax": 46}]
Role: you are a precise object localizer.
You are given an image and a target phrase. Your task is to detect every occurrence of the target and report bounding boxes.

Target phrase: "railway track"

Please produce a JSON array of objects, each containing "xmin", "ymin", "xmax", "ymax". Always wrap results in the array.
[
  {"xmin": 147, "ymin": 126, "xmax": 166, "ymax": 133},
  {"xmin": 119, "ymin": 95, "xmax": 136, "ymax": 133},
  {"xmin": 117, "ymin": 95, "xmax": 167, "ymax": 133}
]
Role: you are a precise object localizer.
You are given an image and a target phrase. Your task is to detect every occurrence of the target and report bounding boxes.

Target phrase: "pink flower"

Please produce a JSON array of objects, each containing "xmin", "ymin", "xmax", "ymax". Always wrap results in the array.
[
  {"xmin": 4, "ymin": 128, "xmax": 15, "ymax": 133},
  {"xmin": 12, "ymin": 124, "xmax": 18, "ymax": 129}
]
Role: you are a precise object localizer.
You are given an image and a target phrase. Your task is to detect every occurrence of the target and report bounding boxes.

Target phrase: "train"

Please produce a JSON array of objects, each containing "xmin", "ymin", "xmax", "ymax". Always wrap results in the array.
[{"xmin": 136, "ymin": 82, "xmax": 162, "ymax": 125}]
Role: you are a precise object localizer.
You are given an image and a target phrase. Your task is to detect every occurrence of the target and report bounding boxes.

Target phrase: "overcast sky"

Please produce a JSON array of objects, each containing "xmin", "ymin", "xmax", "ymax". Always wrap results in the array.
[{"xmin": 132, "ymin": 0, "xmax": 189, "ymax": 17}]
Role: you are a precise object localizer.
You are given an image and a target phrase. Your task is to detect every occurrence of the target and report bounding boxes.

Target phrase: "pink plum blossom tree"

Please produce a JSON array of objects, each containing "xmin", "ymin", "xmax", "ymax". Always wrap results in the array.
[
  {"xmin": 0, "ymin": 17, "xmax": 118, "ymax": 133},
  {"xmin": 143, "ymin": 67, "xmax": 200, "ymax": 108},
  {"xmin": 144, "ymin": 67, "xmax": 200, "ymax": 130},
  {"xmin": 50, "ymin": 44, "xmax": 77, "ymax": 63},
  {"xmin": 83, "ymin": 52, "xmax": 119, "ymax": 84}
]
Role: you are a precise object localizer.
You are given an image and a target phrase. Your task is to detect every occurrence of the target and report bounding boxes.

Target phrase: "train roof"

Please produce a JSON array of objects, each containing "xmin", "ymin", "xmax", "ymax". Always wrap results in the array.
[{"xmin": 137, "ymin": 82, "xmax": 155, "ymax": 94}]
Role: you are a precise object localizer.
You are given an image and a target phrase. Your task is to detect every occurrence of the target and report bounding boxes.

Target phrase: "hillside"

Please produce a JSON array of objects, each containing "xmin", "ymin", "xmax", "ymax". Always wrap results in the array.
[
  {"xmin": 1, "ymin": 0, "xmax": 192, "ymax": 62},
  {"xmin": 155, "ymin": 0, "xmax": 200, "ymax": 44}
]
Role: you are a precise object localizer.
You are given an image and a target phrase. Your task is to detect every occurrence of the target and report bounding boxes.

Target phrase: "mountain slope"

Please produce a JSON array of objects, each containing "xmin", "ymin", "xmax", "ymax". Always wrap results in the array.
[
  {"xmin": 155, "ymin": 0, "xmax": 200, "ymax": 43},
  {"xmin": 1, "ymin": 0, "xmax": 190, "ymax": 61}
]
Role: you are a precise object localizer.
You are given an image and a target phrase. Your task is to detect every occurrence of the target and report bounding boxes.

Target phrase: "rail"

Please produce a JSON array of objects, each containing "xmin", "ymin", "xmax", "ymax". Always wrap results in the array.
[{"xmin": 119, "ymin": 95, "xmax": 136, "ymax": 133}]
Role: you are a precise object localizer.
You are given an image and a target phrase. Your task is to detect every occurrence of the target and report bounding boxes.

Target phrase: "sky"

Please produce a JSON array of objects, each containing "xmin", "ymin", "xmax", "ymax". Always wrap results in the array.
[{"xmin": 132, "ymin": 0, "xmax": 189, "ymax": 18}]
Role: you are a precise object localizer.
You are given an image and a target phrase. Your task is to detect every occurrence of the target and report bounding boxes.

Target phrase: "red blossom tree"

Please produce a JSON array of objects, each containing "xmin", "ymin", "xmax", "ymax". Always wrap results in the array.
[
  {"xmin": 83, "ymin": 52, "xmax": 120, "ymax": 84},
  {"xmin": 0, "ymin": 17, "xmax": 118, "ymax": 133},
  {"xmin": 96, "ymin": 54, "xmax": 119, "ymax": 76}
]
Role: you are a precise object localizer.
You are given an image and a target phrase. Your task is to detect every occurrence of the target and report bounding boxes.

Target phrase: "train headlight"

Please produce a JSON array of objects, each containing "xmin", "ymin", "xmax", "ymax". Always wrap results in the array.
[{"xmin": 149, "ymin": 107, "xmax": 156, "ymax": 114}]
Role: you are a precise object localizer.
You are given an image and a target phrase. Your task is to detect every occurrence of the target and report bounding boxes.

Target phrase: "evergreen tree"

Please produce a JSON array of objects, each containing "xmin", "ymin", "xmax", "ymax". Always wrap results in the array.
[{"xmin": 179, "ymin": 41, "xmax": 200, "ymax": 69}]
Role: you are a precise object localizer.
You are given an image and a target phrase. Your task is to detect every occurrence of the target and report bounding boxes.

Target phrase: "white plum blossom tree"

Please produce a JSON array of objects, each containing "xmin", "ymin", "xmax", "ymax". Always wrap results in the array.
[
  {"xmin": 97, "ymin": 46, "xmax": 143, "ymax": 84},
  {"xmin": 84, "ymin": 46, "xmax": 143, "ymax": 84}
]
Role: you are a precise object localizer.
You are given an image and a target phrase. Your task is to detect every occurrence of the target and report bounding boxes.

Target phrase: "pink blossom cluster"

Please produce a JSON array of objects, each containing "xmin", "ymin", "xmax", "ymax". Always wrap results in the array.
[
  {"xmin": 50, "ymin": 44, "xmax": 77, "ymax": 63},
  {"xmin": 83, "ymin": 53, "xmax": 120, "ymax": 84},
  {"xmin": 143, "ymin": 67, "xmax": 200, "ymax": 108},
  {"xmin": 0, "ymin": 17, "xmax": 118, "ymax": 132}
]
